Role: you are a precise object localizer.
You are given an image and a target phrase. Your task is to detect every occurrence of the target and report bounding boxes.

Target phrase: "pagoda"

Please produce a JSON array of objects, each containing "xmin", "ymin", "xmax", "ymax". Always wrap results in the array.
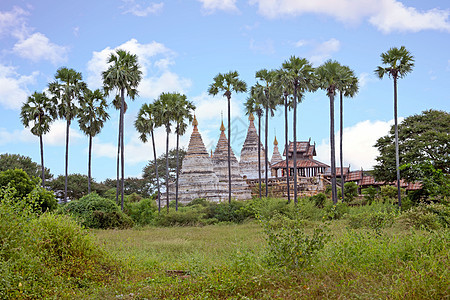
[
  {"xmin": 239, "ymin": 113, "xmax": 265, "ymax": 179},
  {"xmin": 212, "ymin": 121, "xmax": 251, "ymax": 200},
  {"xmin": 270, "ymin": 136, "xmax": 283, "ymax": 177},
  {"xmin": 169, "ymin": 116, "xmax": 227, "ymax": 204}
]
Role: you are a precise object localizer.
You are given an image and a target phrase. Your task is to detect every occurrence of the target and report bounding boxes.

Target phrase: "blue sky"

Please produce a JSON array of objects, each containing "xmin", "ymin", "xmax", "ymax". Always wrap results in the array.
[{"xmin": 0, "ymin": 0, "xmax": 449, "ymax": 182}]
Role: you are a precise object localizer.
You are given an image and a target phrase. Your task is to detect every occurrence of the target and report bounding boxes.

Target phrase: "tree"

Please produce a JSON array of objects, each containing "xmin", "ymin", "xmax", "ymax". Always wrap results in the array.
[
  {"xmin": 135, "ymin": 102, "xmax": 162, "ymax": 212},
  {"xmin": 48, "ymin": 67, "xmax": 86, "ymax": 202},
  {"xmin": 102, "ymin": 49, "xmax": 142, "ymax": 211},
  {"xmin": 336, "ymin": 65, "xmax": 359, "ymax": 201},
  {"xmin": 103, "ymin": 177, "xmax": 154, "ymax": 198},
  {"xmin": 0, "ymin": 153, "xmax": 52, "ymax": 180},
  {"xmin": 244, "ymin": 89, "xmax": 264, "ymax": 199},
  {"xmin": 208, "ymin": 71, "xmax": 247, "ymax": 204},
  {"xmin": 49, "ymin": 173, "xmax": 109, "ymax": 201},
  {"xmin": 172, "ymin": 94, "xmax": 195, "ymax": 211},
  {"xmin": 275, "ymin": 68, "xmax": 295, "ymax": 203},
  {"xmin": 142, "ymin": 148, "xmax": 187, "ymax": 195},
  {"xmin": 374, "ymin": 109, "xmax": 449, "ymax": 185},
  {"xmin": 316, "ymin": 60, "xmax": 342, "ymax": 204},
  {"xmin": 375, "ymin": 46, "xmax": 414, "ymax": 209},
  {"xmin": 20, "ymin": 92, "xmax": 57, "ymax": 188},
  {"xmin": 281, "ymin": 57, "xmax": 317, "ymax": 204},
  {"xmin": 155, "ymin": 93, "xmax": 177, "ymax": 212},
  {"xmin": 255, "ymin": 69, "xmax": 282, "ymax": 197},
  {"xmin": 78, "ymin": 88, "xmax": 109, "ymax": 194}
]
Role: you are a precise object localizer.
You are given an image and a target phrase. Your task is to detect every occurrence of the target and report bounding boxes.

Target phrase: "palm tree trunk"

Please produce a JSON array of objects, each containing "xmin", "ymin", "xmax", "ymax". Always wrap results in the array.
[
  {"xmin": 293, "ymin": 85, "xmax": 298, "ymax": 204},
  {"xmin": 257, "ymin": 112, "xmax": 262, "ymax": 199},
  {"xmin": 227, "ymin": 95, "xmax": 232, "ymax": 204},
  {"xmin": 329, "ymin": 93, "xmax": 338, "ymax": 204},
  {"xmin": 120, "ymin": 89, "xmax": 125, "ymax": 211},
  {"xmin": 284, "ymin": 94, "xmax": 290, "ymax": 203},
  {"xmin": 116, "ymin": 114, "xmax": 121, "ymax": 205},
  {"xmin": 88, "ymin": 134, "xmax": 92, "ymax": 194},
  {"xmin": 64, "ymin": 118, "xmax": 70, "ymax": 203},
  {"xmin": 175, "ymin": 125, "xmax": 180, "ymax": 211},
  {"xmin": 40, "ymin": 134, "xmax": 45, "ymax": 188},
  {"xmin": 151, "ymin": 130, "xmax": 161, "ymax": 213},
  {"xmin": 265, "ymin": 105, "xmax": 269, "ymax": 197},
  {"xmin": 165, "ymin": 126, "xmax": 170, "ymax": 213},
  {"xmin": 339, "ymin": 91, "xmax": 344, "ymax": 202},
  {"xmin": 394, "ymin": 76, "xmax": 401, "ymax": 209}
]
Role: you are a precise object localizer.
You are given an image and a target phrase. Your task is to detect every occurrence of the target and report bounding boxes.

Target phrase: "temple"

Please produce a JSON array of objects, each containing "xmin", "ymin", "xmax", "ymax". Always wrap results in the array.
[{"xmin": 239, "ymin": 113, "xmax": 265, "ymax": 179}]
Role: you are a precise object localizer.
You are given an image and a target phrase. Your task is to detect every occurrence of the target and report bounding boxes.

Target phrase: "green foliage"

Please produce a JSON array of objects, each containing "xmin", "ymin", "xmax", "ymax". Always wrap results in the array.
[
  {"xmin": 0, "ymin": 168, "xmax": 57, "ymax": 212},
  {"xmin": 398, "ymin": 202, "xmax": 449, "ymax": 230},
  {"xmin": 205, "ymin": 200, "xmax": 254, "ymax": 223},
  {"xmin": 324, "ymin": 201, "xmax": 349, "ymax": 220},
  {"xmin": 124, "ymin": 197, "xmax": 157, "ymax": 226},
  {"xmin": 374, "ymin": 109, "xmax": 449, "ymax": 183},
  {"xmin": 348, "ymin": 210, "xmax": 396, "ymax": 233},
  {"xmin": 309, "ymin": 193, "xmax": 327, "ymax": 208},
  {"xmin": 0, "ymin": 153, "xmax": 53, "ymax": 180},
  {"xmin": 154, "ymin": 208, "xmax": 204, "ymax": 226},
  {"xmin": 50, "ymin": 173, "xmax": 109, "ymax": 201},
  {"xmin": 339, "ymin": 181, "xmax": 358, "ymax": 202},
  {"xmin": 261, "ymin": 215, "xmax": 329, "ymax": 270},
  {"xmin": 60, "ymin": 193, "xmax": 133, "ymax": 229},
  {"xmin": 362, "ymin": 186, "xmax": 377, "ymax": 204}
]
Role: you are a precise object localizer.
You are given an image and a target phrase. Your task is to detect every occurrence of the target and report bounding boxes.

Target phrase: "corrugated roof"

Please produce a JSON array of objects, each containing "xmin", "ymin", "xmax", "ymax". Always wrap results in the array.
[
  {"xmin": 323, "ymin": 167, "xmax": 350, "ymax": 177},
  {"xmin": 271, "ymin": 158, "xmax": 329, "ymax": 169},
  {"xmin": 282, "ymin": 141, "xmax": 315, "ymax": 156}
]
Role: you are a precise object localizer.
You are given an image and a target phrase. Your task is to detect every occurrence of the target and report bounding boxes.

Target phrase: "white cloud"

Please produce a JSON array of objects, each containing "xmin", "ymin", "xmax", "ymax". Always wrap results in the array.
[
  {"xmin": 121, "ymin": 0, "xmax": 164, "ymax": 17},
  {"xmin": 193, "ymin": 92, "xmax": 242, "ymax": 123},
  {"xmin": 294, "ymin": 39, "xmax": 308, "ymax": 47},
  {"xmin": 358, "ymin": 72, "xmax": 376, "ymax": 88},
  {"xmin": 250, "ymin": 0, "xmax": 450, "ymax": 33},
  {"xmin": 86, "ymin": 39, "xmax": 191, "ymax": 98},
  {"xmin": 0, "ymin": 64, "xmax": 38, "ymax": 110},
  {"xmin": 0, "ymin": 6, "xmax": 29, "ymax": 38},
  {"xmin": 249, "ymin": 38, "xmax": 275, "ymax": 55},
  {"xmin": 316, "ymin": 119, "xmax": 397, "ymax": 170},
  {"xmin": 13, "ymin": 32, "xmax": 68, "ymax": 64},
  {"xmin": 44, "ymin": 120, "xmax": 83, "ymax": 146},
  {"xmin": 309, "ymin": 38, "xmax": 341, "ymax": 65},
  {"xmin": 197, "ymin": 0, "xmax": 239, "ymax": 14}
]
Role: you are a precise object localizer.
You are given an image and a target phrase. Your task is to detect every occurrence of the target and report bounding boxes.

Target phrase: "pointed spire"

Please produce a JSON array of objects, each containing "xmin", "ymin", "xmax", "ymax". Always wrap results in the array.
[
  {"xmin": 249, "ymin": 113, "xmax": 255, "ymax": 121},
  {"xmin": 193, "ymin": 114, "xmax": 198, "ymax": 130},
  {"xmin": 220, "ymin": 120, "xmax": 225, "ymax": 132},
  {"xmin": 274, "ymin": 135, "xmax": 278, "ymax": 146}
]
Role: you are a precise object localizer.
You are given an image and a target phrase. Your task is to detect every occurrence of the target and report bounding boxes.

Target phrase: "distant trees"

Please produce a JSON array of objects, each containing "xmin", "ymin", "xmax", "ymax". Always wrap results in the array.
[
  {"xmin": 209, "ymin": 71, "xmax": 247, "ymax": 204},
  {"xmin": 20, "ymin": 92, "xmax": 57, "ymax": 188},
  {"xmin": 0, "ymin": 153, "xmax": 52, "ymax": 180},
  {"xmin": 375, "ymin": 46, "xmax": 415, "ymax": 209}
]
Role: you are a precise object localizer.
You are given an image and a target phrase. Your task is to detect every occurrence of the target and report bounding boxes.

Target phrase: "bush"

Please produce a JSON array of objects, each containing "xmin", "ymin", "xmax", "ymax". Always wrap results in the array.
[
  {"xmin": 0, "ymin": 168, "xmax": 57, "ymax": 212},
  {"xmin": 348, "ymin": 210, "xmax": 396, "ymax": 232},
  {"xmin": 324, "ymin": 202, "xmax": 349, "ymax": 220},
  {"xmin": 124, "ymin": 197, "xmax": 157, "ymax": 226},
  {"xmin": 362, "ymin": 186, "xmax": 377, "ymax": 205},
  {"xmin": 261, "ymin": 215, "xmax": 329, "ymax": 270},
  {"xmin": 339, "ymin": 182, "xmax": 359, "ymax": 202},
  {"xmin": 59, "ymin": 193, "xmax": 133, "ymax": 229},
  {"xmin": 398, "ymin": 202, "xmax": 449, "ymax": 230},
  {"xmin": 205, "ymin": 200, "xmax": 255, "ymax": 223},
  {"xmin": 309, "ymin": 193, "xmax": 327, "ymax": 208}
]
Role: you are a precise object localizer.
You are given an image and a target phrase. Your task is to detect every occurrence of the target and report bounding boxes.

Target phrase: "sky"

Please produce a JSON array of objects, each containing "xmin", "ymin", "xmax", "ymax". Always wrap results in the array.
[{"xmin": 0, "ymin": 0, "xmax": 449, "ymax": 182}]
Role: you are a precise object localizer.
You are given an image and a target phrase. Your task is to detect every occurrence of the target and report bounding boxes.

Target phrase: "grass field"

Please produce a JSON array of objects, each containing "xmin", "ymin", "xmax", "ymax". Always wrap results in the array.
[{"xmin": 86, "ymin": 220, "xmax": 449, "ymax": 299}]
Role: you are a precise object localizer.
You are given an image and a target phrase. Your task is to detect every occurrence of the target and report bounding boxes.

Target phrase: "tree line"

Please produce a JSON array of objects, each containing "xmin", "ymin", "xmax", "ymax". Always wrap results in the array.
[{"xmin": 20, "ymin": 46, "xmax": 415, "ymax": 211}]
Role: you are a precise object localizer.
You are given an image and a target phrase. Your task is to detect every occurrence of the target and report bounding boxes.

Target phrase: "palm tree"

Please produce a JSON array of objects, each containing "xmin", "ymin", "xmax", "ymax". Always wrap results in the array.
[
  {"xmin": 275, "ymin": 68, "xmax": 294, "ymax": 203},
  {"xmin": 255, "ymin": 69, "xmax": 282, "ymax": 197},
  {"xmin": 156, "ymin": 93, "xmax": 177, "ymax": 212},
  {"xmin": 336, "ymin": 65, "xmax": 359, "ymax": 201},
  {"xmin": 281, "ymin": 57, "xmax": 317, "ymax": 204},
  {"xmin": 78, "ymin": 88, "xmax": 109, "ymax": 194},
  {"xmin": 316, "ymin": 60, "xmax": 343, "ymax": 204},
  {"xmin": 20, "ymin": 91, "xmax": 57, "ymax": 188},
  {"xmin": 48, "ymin": 67, "xmax": 86, "ymax": 203},
  {"xmin": 208, "ymin": 71, "xmax": 247, "ymax": 204},
  {"xmin": 245, "ymin": 88, "xmax": 264, "ymax": 199},
  {"xmin": 135, "ymin": 102, "xmax": 162, "ymax": 212},
  {"xmin": 172, "ymin": 94, "xmax": 195, "ymax": 211},
  {"xmin": 102, "ymin": 49, "xmax": 142, "ymax": 211},
  {"xmin": 375, "ymin": 46, "xmax": 414, "ymax": 209}
]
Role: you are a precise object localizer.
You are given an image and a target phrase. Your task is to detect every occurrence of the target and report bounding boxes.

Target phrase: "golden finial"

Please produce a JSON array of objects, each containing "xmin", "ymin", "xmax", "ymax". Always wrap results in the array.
[
  {"xmin": 193, "ymin": 114, "xmax": 198, "ymax": 127},
  {"xmin": 274, "ymin": 135, "xmax": 278, "ymax": 146},
  {"xmin": 249, "ymin": 113, "xmax": 255, "ymax": 121},
  {"xmin": 220, "ymin": 120, "xmax": 225, "ymax": 132}
]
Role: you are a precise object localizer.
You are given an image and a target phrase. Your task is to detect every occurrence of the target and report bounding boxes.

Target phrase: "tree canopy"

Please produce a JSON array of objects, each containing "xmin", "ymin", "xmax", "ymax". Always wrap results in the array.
[
  {"xmin": 0, "ymin": 153, "xmax": 52, "ymax": 180},
  {"xmin": 374, "ymin": 109, "xmax": 449, "ymax": 183}
]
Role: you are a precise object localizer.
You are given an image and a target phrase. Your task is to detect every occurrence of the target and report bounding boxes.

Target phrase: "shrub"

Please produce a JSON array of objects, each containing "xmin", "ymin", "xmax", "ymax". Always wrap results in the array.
[
  {"xmin": 398, "ymin": 202, "xmax": 449, "ymax": 230},
  {"xmin": 205, "ymin": 200, "xmax": 255, "ymax": 223},
  {"xmin": 124, "ymin": 197, "xmax": 157, "ymax": 226},
  {"xmin": 309, "ymin": 193, "xmax": 327, "ymax": 208},
  {"xmin": 59, "ymin": 193, "xmax": 133, "ymax": 229},
  {"xmin": 362, "ymin": 186, "xmax": 377, "ymax": 204},
  {"xmin": 324, "ymin": 202, "xmax": 349, "ymax": 220},
  {"xmin": 261, "ymin": 215, "xmax": 329, "ymax": 270},
  {"xmin": 339, "ymin": 182, "xmax": 359, "ymax": 202},
  {"xmin": 348, "ymin": 210, "xmax": 396, "ymax": 232}
]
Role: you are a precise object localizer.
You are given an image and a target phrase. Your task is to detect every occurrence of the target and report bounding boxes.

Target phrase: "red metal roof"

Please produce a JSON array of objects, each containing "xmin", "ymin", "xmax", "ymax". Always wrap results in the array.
[
  {"xmin": 323, "ymin": 167, "xmax": 350, "ymax": 177},
  {"xmin": 282, "ymin": 141, "xmax": 316, "ymax": 156},
  {"xmin": 345, "ymin": 171, "xmax": 363, "ymax": 181}
]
